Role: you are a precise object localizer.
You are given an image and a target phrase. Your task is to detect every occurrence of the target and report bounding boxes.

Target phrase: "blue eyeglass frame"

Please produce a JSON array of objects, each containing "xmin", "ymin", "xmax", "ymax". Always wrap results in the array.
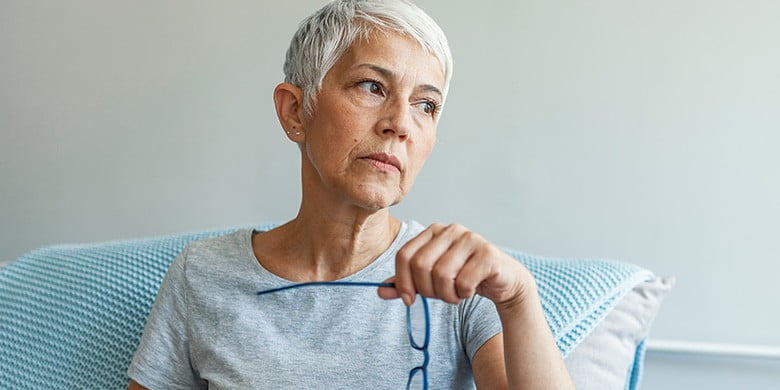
[{"xmin": 256, "ymin": 281, "xmax": 430, "ymax": 390}]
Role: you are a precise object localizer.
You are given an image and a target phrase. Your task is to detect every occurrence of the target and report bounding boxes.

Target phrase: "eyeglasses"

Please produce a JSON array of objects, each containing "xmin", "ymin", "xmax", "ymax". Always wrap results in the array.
[{"xmin": 257, "ymin": 281, "xmax": 430, "ymax": 390}]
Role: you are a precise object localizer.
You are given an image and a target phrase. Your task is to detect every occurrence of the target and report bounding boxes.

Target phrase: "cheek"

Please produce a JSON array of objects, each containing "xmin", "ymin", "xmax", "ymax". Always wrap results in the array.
[{"xmin": 306, "ymin": 108, "xmax": 363, "ymax": 161}]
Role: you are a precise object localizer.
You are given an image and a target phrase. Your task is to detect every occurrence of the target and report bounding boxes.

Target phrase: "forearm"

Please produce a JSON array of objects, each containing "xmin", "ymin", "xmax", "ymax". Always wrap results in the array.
[{"xmin": 496, "ymin": 284, "xmax": 575, "ymax": 389}]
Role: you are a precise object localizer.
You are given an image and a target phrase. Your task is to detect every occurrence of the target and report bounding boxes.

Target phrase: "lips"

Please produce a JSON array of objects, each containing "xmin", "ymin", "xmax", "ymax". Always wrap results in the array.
[{"xmin": 359, "ymin": 152, "xmax": 402, "ymax": 172}]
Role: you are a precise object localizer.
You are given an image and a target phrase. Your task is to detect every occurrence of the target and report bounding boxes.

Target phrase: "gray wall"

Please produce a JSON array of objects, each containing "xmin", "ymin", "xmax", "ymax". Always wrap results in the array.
[{"xmin": 2, "ymin": 0, "xmax": 778, "ymax": 388}]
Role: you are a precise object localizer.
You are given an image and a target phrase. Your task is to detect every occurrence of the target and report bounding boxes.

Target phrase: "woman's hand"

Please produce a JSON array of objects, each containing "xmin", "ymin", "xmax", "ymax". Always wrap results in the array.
[
  {"xmin": 379, "ymin": 223, "xmax": 575, "ymax": 389},
  {"xmin": 377, "ymin": 223, "xmax": 536, "ymax": 308}
]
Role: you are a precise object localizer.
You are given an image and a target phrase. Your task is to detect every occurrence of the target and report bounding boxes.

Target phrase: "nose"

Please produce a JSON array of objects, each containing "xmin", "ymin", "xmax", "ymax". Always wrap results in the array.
[{"xmin": 375, "ymin": 98, "xmax": 411, "ymax": 141}]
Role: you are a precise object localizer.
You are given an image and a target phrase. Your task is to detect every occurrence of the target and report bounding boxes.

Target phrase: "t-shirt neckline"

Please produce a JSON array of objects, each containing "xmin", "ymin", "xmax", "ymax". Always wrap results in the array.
[{"xmin": 243, "ymin": 221, "xmax": 410, "ymax": 285}]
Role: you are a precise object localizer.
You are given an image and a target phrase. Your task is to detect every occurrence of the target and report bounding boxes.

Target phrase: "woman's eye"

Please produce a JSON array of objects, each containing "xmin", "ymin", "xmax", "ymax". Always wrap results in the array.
[
  {"xmin": 358, "ymin": 80, "xmax": 384, "ymax": 96},
  {"xmin": 417, "ymin": 100, "xmax": 438, "ymax": 115}
]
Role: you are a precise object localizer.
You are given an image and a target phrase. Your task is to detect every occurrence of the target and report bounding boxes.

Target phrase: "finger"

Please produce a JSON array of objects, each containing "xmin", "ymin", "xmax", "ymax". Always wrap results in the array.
[
  {"xmin": 408, "ymin": 225, "xmax": 463, "ymax": 299},
  {"xmin": 395, "ymin": 224, "xmax": 442, "ymax": 305},
  {"xmin": 454, "ymin": 248, "xmax": 494, "ymax": 300},
  {"xmin": 431, "ymin": 232, "xmax": 479, "ymax": 304},
  {"xmin": 377, "ymin": 276, "xmax": 401, "ymax": 300}
]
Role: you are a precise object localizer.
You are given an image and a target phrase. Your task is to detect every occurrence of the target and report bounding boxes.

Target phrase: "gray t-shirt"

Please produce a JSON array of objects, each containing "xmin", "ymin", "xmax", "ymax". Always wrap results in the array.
[{"xmin": 128, "ymin": 221, "xmax": 502, "ymax": 389}]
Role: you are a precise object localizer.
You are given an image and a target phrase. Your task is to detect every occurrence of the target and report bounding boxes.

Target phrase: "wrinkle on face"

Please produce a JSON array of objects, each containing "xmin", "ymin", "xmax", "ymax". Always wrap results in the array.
[{"xmin": 299, "ymin": 30, "xmax": 445, "ymax": 211}]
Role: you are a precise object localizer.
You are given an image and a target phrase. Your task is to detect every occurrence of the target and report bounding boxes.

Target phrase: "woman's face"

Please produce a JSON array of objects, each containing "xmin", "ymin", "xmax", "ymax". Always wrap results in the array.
[{"xmin": 300, "ymin": 31, "xmax": 445, "ymax": 210}]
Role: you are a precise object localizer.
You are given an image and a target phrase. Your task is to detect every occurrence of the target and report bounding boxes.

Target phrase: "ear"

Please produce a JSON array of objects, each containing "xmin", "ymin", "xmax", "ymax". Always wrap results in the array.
[{"xmin": 273, "ymin": 82, "xmax": 306, "ymax": 142}]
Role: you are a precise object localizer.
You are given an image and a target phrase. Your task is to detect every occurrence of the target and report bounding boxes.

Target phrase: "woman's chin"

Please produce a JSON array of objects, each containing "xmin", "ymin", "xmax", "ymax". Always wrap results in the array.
[
  {"xmin": 350, "ymin": 187, "xmax": 405, "ymax": 211},
  {"xmin": 354, "ymin": 196, "xmax": 398, "ymax": 211}
]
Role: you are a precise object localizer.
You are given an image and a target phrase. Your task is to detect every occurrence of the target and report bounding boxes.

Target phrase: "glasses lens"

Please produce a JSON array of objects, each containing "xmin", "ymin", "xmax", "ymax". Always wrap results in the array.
[
  {"xmin": 408, "ymin": 297, "xmax": 428, "ymax": 348},
  {"xmin": 407, "ymin": 367, "xmax": 425, "ymax": 390}
]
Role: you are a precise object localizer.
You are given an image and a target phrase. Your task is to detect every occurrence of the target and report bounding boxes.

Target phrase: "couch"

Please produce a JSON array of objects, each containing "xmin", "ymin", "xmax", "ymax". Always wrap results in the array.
[{"xmin": 0, "ymin": 224, "xmax": 672, "ymax": 389}]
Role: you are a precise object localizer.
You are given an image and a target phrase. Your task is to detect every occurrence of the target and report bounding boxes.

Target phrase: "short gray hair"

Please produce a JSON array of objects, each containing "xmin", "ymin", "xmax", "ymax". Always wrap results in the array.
[{"xmin": 283, "ymin": 0, "xmax": 453, "ymax": 117}]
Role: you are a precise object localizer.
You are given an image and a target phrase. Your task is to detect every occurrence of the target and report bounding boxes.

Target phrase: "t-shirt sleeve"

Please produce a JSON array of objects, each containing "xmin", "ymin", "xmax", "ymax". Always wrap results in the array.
[
  {"xmin": 459, "ymin": 294, "xmax": 503, "ymax": 361},
  {"xmin": 127, "ymin": 247, "xmax": 204, "ymax": 389}
]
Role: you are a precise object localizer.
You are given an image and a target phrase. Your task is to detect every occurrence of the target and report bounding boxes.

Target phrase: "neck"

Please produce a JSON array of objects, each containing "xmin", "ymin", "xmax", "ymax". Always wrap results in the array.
[
  {"xmin": 254, "ymin": 173, "xmax": 402, "ymax": 282},
  {"xmin": 287, "ymin": 206, "xmax": 400, "ymax": 280}
]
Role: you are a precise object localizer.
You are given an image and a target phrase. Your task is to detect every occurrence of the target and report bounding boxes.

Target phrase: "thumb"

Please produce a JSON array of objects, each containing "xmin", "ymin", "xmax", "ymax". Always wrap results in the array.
[{"xmin": 377, "ymin": 276, "xmax": 401, "ymax": 300}]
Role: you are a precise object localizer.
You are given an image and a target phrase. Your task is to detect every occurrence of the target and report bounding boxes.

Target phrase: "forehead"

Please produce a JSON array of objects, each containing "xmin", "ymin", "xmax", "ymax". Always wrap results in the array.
[{"xmin": 327, "ymin": 30, "xmax": 445, "ymax": 90}]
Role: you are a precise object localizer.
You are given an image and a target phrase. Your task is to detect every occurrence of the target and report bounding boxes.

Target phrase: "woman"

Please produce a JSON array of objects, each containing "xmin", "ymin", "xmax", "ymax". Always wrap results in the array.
[{"xmin": 128, "ymin": 0, "xmax": 574, "ymax": 388}]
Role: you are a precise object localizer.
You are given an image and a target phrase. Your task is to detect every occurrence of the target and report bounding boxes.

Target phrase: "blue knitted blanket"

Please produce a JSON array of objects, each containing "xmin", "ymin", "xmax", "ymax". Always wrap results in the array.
[{"xmin": 0, "ymin": 225, "xmax": 652, "ymax": 389}]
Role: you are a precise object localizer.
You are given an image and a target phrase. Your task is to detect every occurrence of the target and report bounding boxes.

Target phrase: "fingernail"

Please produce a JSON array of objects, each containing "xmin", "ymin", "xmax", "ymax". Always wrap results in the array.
[{"xmin": 401, "ymin": 293, "xmax": 413, "ymax": 307}]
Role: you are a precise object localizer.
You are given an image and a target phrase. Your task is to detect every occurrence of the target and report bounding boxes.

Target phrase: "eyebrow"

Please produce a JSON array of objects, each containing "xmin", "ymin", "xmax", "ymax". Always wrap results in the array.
[{"xmin": 355, "ymin": 63, "xmax": 443, "ymax": 100}]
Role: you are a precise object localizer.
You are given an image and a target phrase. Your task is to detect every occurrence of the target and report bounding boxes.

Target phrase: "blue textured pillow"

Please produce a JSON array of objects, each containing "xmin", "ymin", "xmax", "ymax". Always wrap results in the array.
[{"xmin": 0, "ymin": 226, "xmax": 652, "ymax": 389}]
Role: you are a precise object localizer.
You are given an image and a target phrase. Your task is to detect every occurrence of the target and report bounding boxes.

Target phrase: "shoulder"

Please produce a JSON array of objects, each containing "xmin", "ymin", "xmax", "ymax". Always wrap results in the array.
[
  {"xmin": 170, "ymin": 228, "xmax": 254, "ymax": 278},
  {"xmin": 182, "ymin": 228, "xmax": 252, "ymax": 260}
]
